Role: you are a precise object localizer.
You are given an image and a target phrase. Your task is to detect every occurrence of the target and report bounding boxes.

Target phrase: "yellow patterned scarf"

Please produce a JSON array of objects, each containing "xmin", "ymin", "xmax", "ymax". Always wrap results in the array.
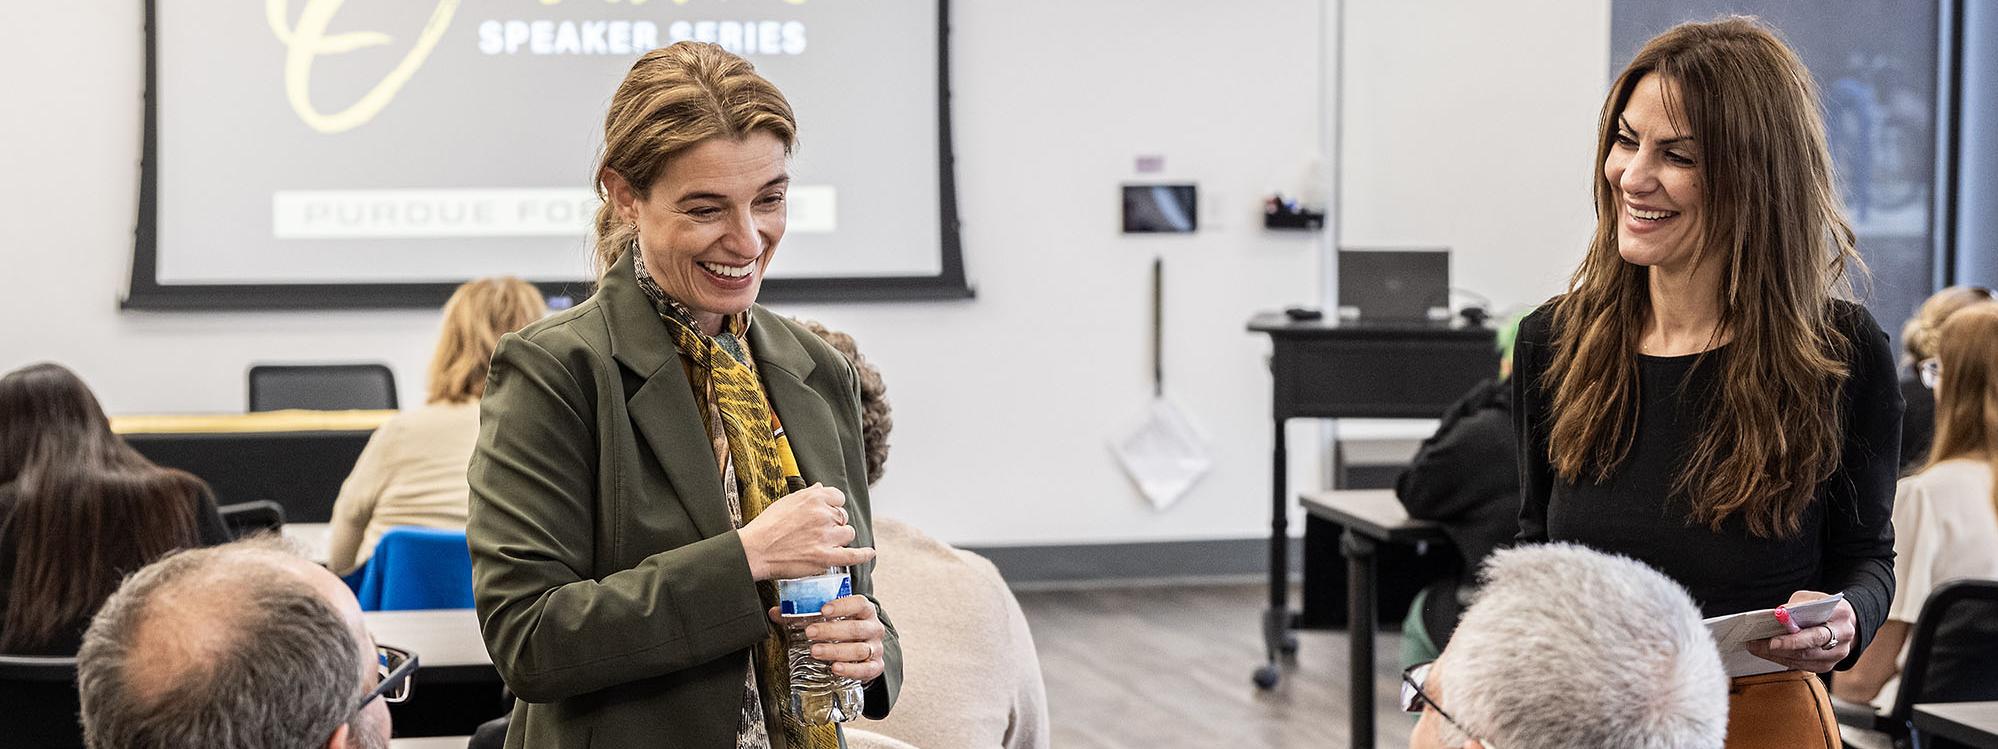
[{"xmin": 659, "ymin": 313, "xmax": 840, "ymax": 749}]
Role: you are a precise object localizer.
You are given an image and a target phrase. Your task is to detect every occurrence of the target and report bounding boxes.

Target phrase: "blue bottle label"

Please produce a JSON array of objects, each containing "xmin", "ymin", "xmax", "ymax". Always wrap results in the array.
[{"xmin": 778, "ymin": 571, "xmax": 851, "ymax": 617}]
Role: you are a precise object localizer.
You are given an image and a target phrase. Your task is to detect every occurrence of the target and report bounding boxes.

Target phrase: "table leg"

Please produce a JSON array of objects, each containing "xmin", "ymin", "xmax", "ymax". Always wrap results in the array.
[
  {"xmin": 1344, "ymin": 528, "xmax": 1379, "ymax": 749},
  {"xmin": 1255, "ymin": 418, "xmax": 1289, "ymax": 690}
]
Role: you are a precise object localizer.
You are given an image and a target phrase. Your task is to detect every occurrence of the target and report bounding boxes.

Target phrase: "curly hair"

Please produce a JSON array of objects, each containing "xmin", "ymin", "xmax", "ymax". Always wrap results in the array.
[
  {"xmin": 1900, "ymin": 285, "xmax": 1994, "ymax": 370},
  {"xmin": 795, "ymin": 319, "xmax": 892, "ymax": 486}
]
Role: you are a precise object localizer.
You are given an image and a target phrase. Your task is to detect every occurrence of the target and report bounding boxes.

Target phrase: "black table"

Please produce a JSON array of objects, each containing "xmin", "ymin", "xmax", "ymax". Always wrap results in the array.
[
  {"xmin": 117, "ymin": 414, "xmax": 384, "ymax": 523},
  {"xmin": 1247, "ymin": 313, "xmax": 1496, "ymax": 694},
  {"xmin": 1302, "ymin": 489, "xmax": 1451, "ymax": 749},
  {"xmin": 1915, "ymin": 701, "xmax": 1998, "ymax": 748}
]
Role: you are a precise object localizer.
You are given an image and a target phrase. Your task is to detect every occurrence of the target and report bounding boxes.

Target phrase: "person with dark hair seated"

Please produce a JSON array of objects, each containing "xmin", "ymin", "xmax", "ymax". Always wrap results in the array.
[
  {"xmin": 1395, "ymin": 311, "xmax": 1529, "ymax": 666},
  {"xmin": 0, "ymin": 362, "xmax": 227, "ymax": 655}
]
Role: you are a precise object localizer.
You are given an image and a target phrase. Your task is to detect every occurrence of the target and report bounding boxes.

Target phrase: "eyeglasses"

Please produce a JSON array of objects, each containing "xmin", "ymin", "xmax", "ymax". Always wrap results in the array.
[
  {"xmin": 355, "ymin": 643, "xmax": 419, "ymax": 712},
  {"xmin": 1401, "ymin": 661, "xmax": 1499, "ymax": 749},
  {"xmin": 1921, "ymin": 358, "xmax": 1941, "ymax": 390}
]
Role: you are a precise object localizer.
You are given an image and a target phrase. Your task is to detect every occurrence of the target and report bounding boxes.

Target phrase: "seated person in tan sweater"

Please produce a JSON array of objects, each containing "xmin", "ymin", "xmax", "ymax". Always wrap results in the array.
[
  {"xmin": 799, "ymin": 319, "xmax": 1052, "ymax": 749},
  {"xmin": 327, "ymin": 278, "xmax": 545, "ymax": 576}
]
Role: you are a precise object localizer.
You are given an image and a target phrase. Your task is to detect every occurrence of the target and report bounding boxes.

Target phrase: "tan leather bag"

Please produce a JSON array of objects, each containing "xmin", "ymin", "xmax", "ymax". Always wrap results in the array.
[{"xmin": 1724, "ymin": 670, "xmax": 1841, "ymax": 748}]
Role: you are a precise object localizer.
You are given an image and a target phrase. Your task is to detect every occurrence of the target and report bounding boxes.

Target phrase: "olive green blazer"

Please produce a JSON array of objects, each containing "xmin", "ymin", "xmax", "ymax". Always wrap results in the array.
[{"xmin": 467, "ymin": 252, "xmax": 901, "ymax": 748}]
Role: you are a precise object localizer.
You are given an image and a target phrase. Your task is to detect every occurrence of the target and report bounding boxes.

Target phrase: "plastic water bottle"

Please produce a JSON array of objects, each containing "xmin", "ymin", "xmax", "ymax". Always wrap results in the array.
[{"xmin": 777, "ymin": 568, "xmax": 866, "ymax": 725}]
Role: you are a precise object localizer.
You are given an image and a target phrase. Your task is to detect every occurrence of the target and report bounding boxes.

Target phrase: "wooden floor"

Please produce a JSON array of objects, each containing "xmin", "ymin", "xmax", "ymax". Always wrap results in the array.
[{"xmin": 1013, "ymin": 583, "xmax": 1411, "ymax": 749}]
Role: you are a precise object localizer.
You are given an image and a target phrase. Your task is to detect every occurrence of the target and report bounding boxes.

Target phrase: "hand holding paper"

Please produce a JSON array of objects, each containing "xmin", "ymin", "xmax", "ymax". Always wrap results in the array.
[
  {"xmin": 1747, "ymin": 591, "xmax": 1858, "ymax": 673},
  {"xmin": 1704, "ymin": 591, "xmax": 1847, "ymax": 677}
]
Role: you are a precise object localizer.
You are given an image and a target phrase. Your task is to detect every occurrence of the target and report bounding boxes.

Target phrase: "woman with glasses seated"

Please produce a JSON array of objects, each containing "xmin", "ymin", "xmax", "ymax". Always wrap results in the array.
[
  {"xmin": 1893, "ymin": 286, "xmax": 1994, "ymax": 473},
  {"xmin": 0, "ymin": 363, "xmax": 229, "ymax": 655},
  {"xmin": 1513, "ymin": 17, "xmax": 1900, "ymax": 746},
  {"xmin": 1834, "ymin": 304, "xmax": 1998, "ymax": 710}
]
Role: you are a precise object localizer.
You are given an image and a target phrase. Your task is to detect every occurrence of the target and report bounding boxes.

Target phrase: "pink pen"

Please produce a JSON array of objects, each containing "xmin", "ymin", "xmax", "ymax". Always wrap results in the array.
[{"xmin": 1772, "ymin": 606, "xmax": 1802, "ymax": 634}]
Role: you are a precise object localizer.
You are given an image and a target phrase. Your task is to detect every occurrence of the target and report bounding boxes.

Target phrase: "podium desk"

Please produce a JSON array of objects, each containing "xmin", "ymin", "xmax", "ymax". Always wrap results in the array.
[{"xmin": 1245, "ymin": 313, "xmax": 1495, "ymax": 705}]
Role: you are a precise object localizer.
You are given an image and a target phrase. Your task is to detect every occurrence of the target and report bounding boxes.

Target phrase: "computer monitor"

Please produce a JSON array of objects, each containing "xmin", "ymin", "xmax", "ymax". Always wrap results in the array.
[{"xmin": 1337, "ymin": 248, "xmax": 1450, "ymax": 323}]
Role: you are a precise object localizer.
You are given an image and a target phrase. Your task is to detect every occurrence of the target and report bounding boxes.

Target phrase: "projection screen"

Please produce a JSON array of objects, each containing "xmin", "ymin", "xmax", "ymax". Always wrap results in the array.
[{"xmin": 128, "ymin": 0, "xmax": 967, "ymax": 309}]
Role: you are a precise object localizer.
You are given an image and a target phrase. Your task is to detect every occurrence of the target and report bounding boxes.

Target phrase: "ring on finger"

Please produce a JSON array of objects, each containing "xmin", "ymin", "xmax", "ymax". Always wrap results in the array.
[{"xmin": 1820, "ymin": 624, "xmax": 1840, "ymax": 651}]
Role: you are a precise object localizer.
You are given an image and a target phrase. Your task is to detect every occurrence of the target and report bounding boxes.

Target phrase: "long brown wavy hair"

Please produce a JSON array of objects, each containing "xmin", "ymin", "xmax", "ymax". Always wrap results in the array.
[
  {"xmin": 1925, "ymin": 305, "xmax": 1998, "ymax": 511},
  {"xmin": 1543, "ymin": 17, "xmax": 1863, "ymax": 539},
  {"xmin": 590, "ymin": 42, "xmax": 796, "ymax": 279},
  {"xmin": 0, "ymin": 363, "xmax": 202, "ymax": 654}
]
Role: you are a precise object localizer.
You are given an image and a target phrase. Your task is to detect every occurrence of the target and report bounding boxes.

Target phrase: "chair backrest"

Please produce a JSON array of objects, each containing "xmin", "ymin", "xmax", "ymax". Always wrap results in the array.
[
  {"xmin": 0, "ymin": 654, "xmax": 84, "ymax": 748},
  {"xmin": 1887, "ymin": 577, "xmax": 1998, "ymax": 724},
  {"xmin": 248, "ymin": 364, "xmax": 398, "ymax": 412},
  {"xmin": 356, "ymin": 526, "xmax": 474, "ymax": 612},
  {"xmin": 216, "ymin": 500, "xmax": 287, "ymax": 539}
]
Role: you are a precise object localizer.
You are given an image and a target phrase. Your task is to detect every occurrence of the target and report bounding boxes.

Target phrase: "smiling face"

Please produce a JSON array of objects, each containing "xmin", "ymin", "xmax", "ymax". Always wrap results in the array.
[
  {"xmin": 605, "ymin": 130, "xmax": 790, "ymax": 334},
  {"xmin": 1606, "ymin": 73, "xmax": 1706, "ymax": 275}
]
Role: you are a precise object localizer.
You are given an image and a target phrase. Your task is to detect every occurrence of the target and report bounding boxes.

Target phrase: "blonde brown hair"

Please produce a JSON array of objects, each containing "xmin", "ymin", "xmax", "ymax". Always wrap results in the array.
[
  {"xmin": 426, "ymin": 277, "xmax": 547, "ymax": 404},
  {"xmin": 1925, "ymin": 304, "xmax": 1998, "ymax": 511},
  {"xmin": 1901, "ymin": 285, "xmax": 1995, "ymax": 368},
  {"xmin": 591, "ymin": 42, "xmax": 796, "ymax": 278},
  {"xmin": 1543, "ymin": 17, "xmax": 1862, "ymax": 538}
]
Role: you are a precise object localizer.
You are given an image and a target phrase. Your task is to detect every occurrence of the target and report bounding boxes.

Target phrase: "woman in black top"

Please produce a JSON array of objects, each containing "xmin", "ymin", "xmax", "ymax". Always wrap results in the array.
[
  {"xmin": 0, "ymin": 363, "xmax": 227, "ymax": 654},
  {"xmin": 1513, "ymin": 18, "xmax": 1898, "ymax": 746}
]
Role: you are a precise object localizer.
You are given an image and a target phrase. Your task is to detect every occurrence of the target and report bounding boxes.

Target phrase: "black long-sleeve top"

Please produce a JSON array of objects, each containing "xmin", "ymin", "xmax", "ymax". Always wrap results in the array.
[
  {"xmin": 1396, "ymin": 377, "xmax": 1520, "ymax": 574},
  {"xmin": 1513, "ymin": 300, "xmax": 1900, "ymax": 670}
]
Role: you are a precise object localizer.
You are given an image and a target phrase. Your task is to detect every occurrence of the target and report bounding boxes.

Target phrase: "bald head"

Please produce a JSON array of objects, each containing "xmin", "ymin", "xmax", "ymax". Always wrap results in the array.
[{"xmin": 77, "ymin": 539, "xmax": 388, "ymax": 749}]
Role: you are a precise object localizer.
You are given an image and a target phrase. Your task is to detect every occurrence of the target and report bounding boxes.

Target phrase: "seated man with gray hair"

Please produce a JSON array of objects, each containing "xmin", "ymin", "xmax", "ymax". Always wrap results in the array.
[
  {"xmin": 75, "ymin": 539, "xmax": 410, "ymax": 749},
  {"xmin": 1407, "ymin": 543, "xmax": 1730, "ymax": 749}
]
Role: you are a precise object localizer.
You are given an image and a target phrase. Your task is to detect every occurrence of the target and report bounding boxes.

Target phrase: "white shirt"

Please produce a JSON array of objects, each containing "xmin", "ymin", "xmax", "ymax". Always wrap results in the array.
[{"xmin": 1873, "ymin": 457, "xmax": 1998, "ymax": 712}]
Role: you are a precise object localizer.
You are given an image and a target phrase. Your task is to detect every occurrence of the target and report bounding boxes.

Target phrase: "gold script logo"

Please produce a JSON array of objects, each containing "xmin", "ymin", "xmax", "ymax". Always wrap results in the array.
[{"xmin": 267, "ymin": 0, "xmax": 461, "ymax": 134}]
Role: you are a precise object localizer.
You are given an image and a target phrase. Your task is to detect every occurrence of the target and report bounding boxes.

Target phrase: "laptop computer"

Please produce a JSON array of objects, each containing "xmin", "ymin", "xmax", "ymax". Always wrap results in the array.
[{"xmin": 1337, "ymin": 248, "xmax": 1451, "ymax": 324}]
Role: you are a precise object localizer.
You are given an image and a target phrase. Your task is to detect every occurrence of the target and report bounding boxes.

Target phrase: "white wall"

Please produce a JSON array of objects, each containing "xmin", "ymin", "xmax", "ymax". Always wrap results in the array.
[
  {"xmin": 1338, "ymin": 1, "xmax": 1613, "ymax": 315},
  {"xmin": 0, "ymin": 0, "xmax": 1609, "ymax": 548},
  {"xmin": 0, "ymin": 3, "xmax": 448, "ymax": 414}
]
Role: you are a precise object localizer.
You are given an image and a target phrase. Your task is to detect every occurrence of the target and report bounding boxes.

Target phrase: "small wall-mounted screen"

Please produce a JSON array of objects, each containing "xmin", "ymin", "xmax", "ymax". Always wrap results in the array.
[{"xmin": 1122, "ymin": 184, "xmax": 1198, "ymax": 234}]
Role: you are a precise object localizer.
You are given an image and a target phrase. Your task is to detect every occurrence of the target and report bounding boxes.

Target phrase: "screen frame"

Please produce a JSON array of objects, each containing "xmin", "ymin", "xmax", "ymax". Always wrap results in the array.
[{"xmin": 124, "ymin": 0, "xmax": 972, "ymax": 311}]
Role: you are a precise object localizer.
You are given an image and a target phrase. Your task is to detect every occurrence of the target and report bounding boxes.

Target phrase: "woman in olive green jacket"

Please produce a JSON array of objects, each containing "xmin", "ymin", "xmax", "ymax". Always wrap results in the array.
[{"xmin": 468, "ymin": 42, "xmax": 900, "ymax": 748}]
